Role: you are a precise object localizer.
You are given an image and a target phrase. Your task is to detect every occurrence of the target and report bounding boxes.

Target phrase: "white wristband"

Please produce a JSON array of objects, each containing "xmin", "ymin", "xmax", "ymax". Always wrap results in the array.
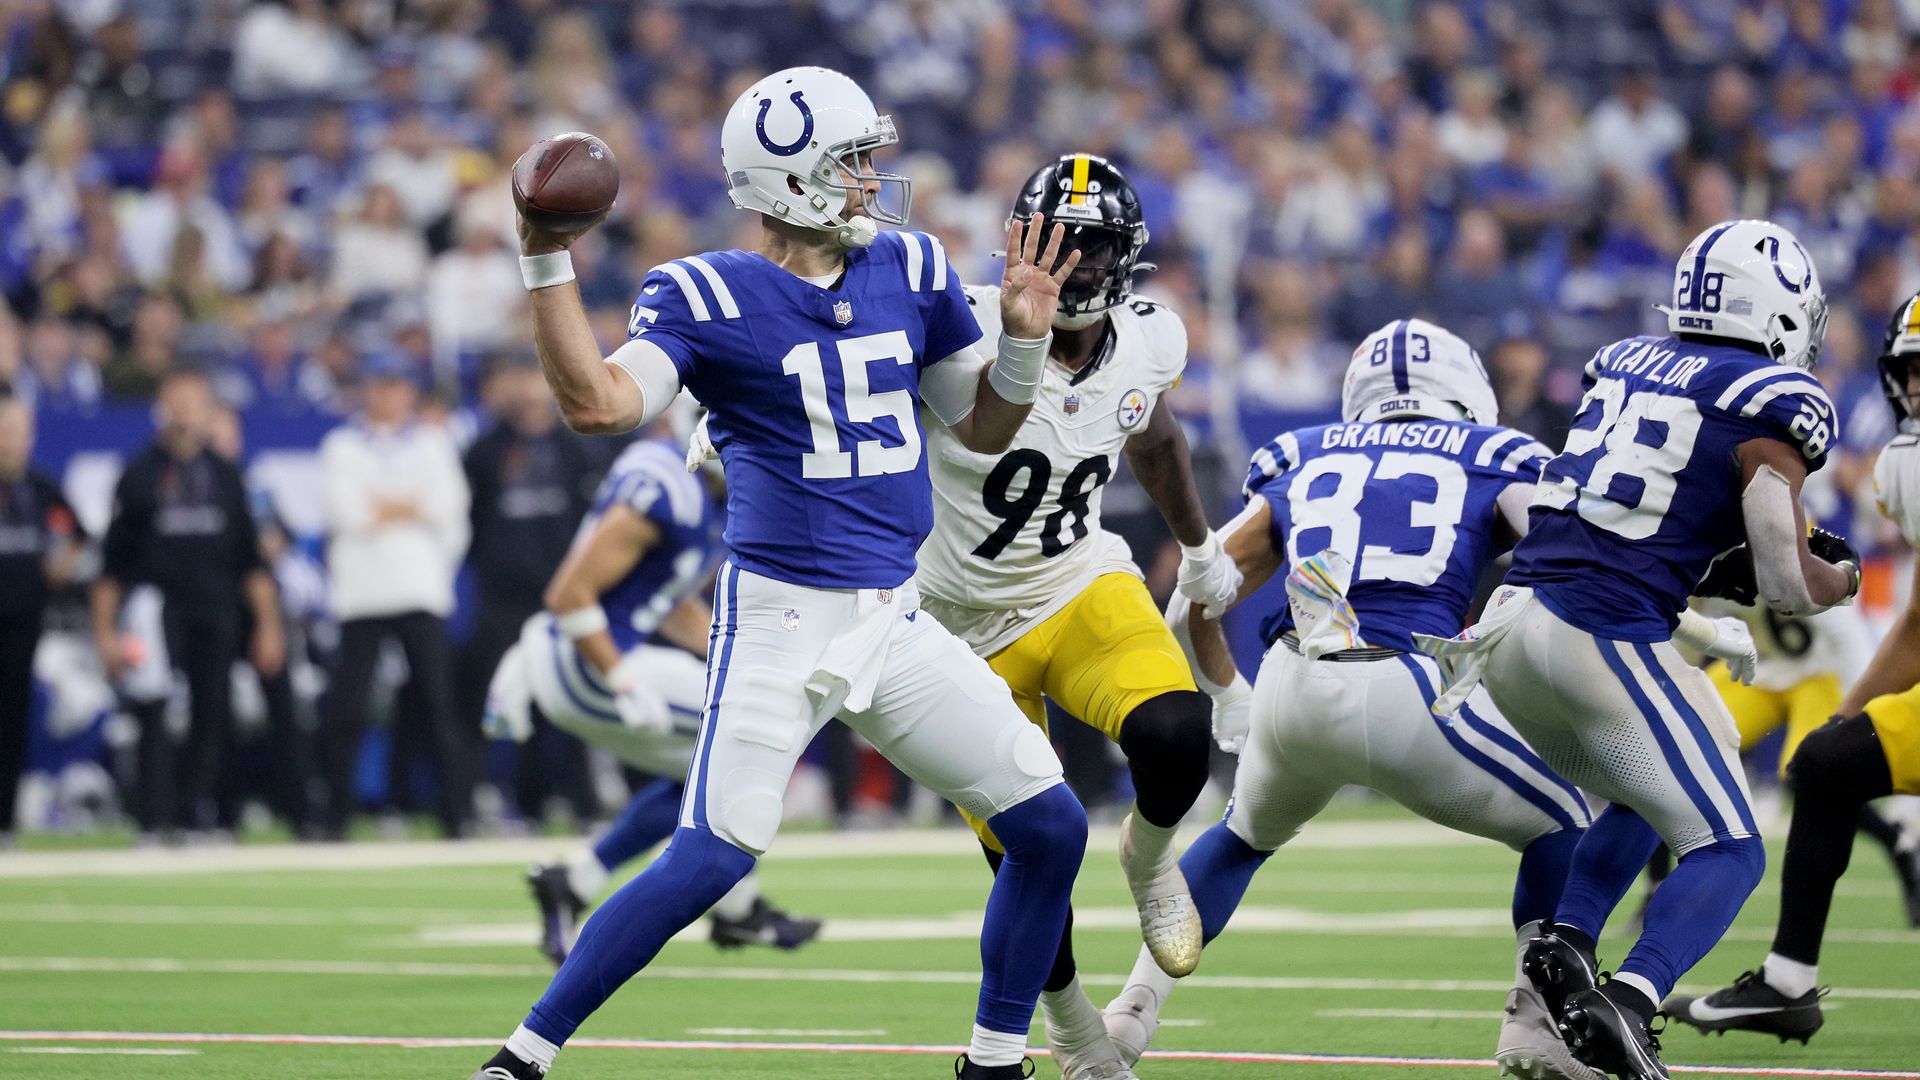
[
  {"xmin": 1180, "ymin": 533, "xmax": 1220, "ymax": 560},
  {"xmin": 555, "ymin": 604, "xmax": 609, "ymax": 640},
  {"xmin": 987, "ymin": 331, "xmax": 1050, "ymax": 405},
  {"xmin": 520, "ymin": 251, "xmax": 576, "ymax": 290}
]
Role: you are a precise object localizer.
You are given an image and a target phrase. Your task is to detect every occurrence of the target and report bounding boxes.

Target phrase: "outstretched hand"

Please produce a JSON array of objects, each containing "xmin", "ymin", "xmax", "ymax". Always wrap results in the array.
[{"xmin": 999, "ymin": 214, "xmax": 1081, "ymax": 340}]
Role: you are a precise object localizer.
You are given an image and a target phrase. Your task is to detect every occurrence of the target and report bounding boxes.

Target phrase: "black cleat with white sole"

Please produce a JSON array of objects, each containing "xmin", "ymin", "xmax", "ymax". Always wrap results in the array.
[
  {"xmin": 1521, "ymin": 930, "xmax": 1600, "ymax": 1026},
  {"xmin": 709, "ymin": 897, "xmax": 824, "ymax": 950},
  {"xmin": 527, "ymin": 863, "xmax": 586, "ymax": 967},
  {"xmin": 1558, "ymin": 983, "xmax": 1668, "ymax": 1080},
  {"xmin": 954, "ymin": 1055, "xmax": 1036, "ymax": 1079},
  {"xmin": 1664, "ymin": 970, "xmax": 1825, "ymax": 1044},
  {"xmin": 469, "ymin": 1047, "xmax": 544, "ymax": 1079}
]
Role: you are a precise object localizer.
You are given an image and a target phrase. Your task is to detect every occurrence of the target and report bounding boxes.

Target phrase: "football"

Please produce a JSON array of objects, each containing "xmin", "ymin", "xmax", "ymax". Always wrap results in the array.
[{"xmin": 512, "ymin": 131, "xmax": 619, "ymax": 234}]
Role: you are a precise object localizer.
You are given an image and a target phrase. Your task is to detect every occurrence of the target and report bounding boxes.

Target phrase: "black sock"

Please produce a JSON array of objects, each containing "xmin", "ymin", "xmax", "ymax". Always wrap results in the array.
[
  {"xmin": 1551, "ymin": 922, "xmax": 1597, "ymax": 959},
  {"xmin": 1644, "ymin": 843, "xmax": 1673, "ymax": 885},
  {"xmin": 1602, "ymin": 979, "xmax": 1656, "ymax": 1024},
  {"xmin": 1774, "ymin": 714, "xmax": 1895, "ymax": 965},
  {"xmin": 482, "ymin": 1047, "xmax": 542, "ymax": 1078},
  {"xmin": 1856, "ymin": 803, "xmax": 1903, "ymax": 857},
  {"xmin": 981, "ymin": 843, "xmax": 1077, "ymax": 993}
]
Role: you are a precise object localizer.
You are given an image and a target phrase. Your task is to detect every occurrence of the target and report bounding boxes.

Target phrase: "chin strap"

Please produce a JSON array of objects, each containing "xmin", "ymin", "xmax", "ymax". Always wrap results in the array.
[{"xmin": 835, "ymin": 216, "xmax": 878, "ymax": 249}]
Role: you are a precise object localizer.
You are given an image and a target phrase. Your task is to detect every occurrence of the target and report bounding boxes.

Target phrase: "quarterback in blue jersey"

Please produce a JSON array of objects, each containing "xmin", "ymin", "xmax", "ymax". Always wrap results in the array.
[
  {"xmin": 1102, "ymin": 319, "xmax": 1687, "ymax": 1080},
  {"xmin": 482, "ymin": 432, "xmax": 821, "ymax": 968},
  {"xmin": 472, "ymin": 67, "xmax": 1091, "ymax": 1080},
  {"xmin": 1420, "ymin": 220, "xmax": 1861, "ymax": 1080}
]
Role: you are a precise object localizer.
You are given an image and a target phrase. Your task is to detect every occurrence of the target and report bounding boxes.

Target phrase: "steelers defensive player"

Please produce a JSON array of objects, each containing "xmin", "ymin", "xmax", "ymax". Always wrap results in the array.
[
  {"xmin": 915, "ymin": 155, "xmax": 1242, "ymax": 1080},
  {"xmin": 1667, "ymin": 291, "xmax": 1920, "ymax": 1043}
]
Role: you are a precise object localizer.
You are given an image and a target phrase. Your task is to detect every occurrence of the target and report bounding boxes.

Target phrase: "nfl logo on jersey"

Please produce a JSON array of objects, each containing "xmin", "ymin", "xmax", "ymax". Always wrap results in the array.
[
  {"xmin": 1064, "ymin": 393, "xmax": 1081, "ymax": 415},
  {"xmin": 781, "ymin": 608, "xmax": 801, "ymax": 631},
  {"xmin": 833, "ymin": 299, "xmax": 854, "ymax": 325}
]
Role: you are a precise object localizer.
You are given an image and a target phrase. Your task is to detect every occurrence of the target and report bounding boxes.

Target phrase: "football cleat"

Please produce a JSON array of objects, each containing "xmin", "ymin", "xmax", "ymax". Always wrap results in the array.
[
  {"xmin": 468, "ymin": 1047, "xmax": 544, "ymax": 1079},
  {"xmin": 1101, "ymin": 985, "xmax": 1161, "ymax": 1068},
  {"xmin": 709, "ymin": 897, "xmax": 824, "ymax": 950},
  {"xmin": 1044, "ymin": 1025, "xmax": 1135, "ymax": 1080},
  {"xmin": 1120, "ymin": 813, "xmax": 1203, "ymax": 977},
  {"xmin": 1558, "ymin": 985, "xmax": 1668, "ymax": 1080},
  {"xmin": 527, "ymin": 863, "xmax": 586, "ymax": 967},
  {"xmin": 1521, "ymin": 930, "xmax": 1600, "ymax": 1026},
  {"xmin": 1496, "ymin": 985, "xmax": 1605, "ymax": 1080},
  {"xmin": 1895, "ymin": 848, "xmax": 1920, "ymax": 928},
  {"xmin": 954, "ymin": 1055, "xmax": 1036, "ymax": 1079},
  {"xmin": 1664, "ymin": 970, "xmax": 1825, "ymax": 1043}
]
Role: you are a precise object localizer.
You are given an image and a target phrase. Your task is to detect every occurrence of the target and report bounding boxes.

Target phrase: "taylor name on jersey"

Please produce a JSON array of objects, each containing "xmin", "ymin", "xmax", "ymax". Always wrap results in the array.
[{"xmin": 916, "ymin": 284, "xmax": 1187, "ymax": 653}]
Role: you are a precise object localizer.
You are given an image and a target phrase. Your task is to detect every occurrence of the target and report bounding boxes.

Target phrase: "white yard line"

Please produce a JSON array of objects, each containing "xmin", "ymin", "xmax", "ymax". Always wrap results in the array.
[
  {"xmin": 0, "ymin": 820, "xmax": 1485, "ymax": 879},
  {"xmin": 1317, "ymin": 1008, "xmax": 1503, "ymax": 1021},
  {"xmin": 0, "ymin": 1029, "xmax": 1912, "ymax": 1078},
  {"xmin": 9, "ymin": 1047, "xmax": 199, "ymax": 1056},
  {"xmin": 685, "ymin": 1027, "xmax": 888, "ymax": 1037}
]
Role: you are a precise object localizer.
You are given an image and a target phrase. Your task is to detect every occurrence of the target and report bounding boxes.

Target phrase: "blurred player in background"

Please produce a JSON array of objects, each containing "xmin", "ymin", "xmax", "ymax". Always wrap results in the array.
[
  {"xmin": 910, "ymin": 154, "xmax": 1229, "ymax": 1080},
  {"xmin": 1103, "ymin": 320, "xmax": 1710, "ymax": 1080},
  {"xmin": 486, "ymin": 425, "xmax": 821, "ymax": 965},
  {"xmin": 1667, "ymin": 292, "xmax": 1920, "ymax": 1044},
  {"xmin": 472, "ymin": 66, "xmax": 1093, "ymax": 1080},
  {"xmin": 1418, "ymin": 220, "xmax": 1859, "ymax": 1080}
]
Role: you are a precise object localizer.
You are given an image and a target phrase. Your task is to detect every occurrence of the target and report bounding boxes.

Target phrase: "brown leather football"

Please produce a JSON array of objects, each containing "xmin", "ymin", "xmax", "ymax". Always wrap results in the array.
[{"xmin": 512, "ymin": 132, "xmax": 619, "ymax": 233}]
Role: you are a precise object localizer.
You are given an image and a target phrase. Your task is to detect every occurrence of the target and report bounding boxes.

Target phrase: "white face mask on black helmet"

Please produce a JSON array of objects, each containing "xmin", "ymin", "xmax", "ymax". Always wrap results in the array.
[
  {"xmin": 720, "ymin": 67, "xmax": 910, "ymax": 249},
  {"xmin": 1657, "ymin": 218, "xmax": 1829, "ymax": 371},
  {"xmin": 1341, "ymin": 318, "xmax": 1498, "ymax": 427}
]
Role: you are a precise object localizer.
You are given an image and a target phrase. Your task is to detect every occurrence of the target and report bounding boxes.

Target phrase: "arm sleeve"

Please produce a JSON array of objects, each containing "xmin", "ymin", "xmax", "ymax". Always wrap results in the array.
[
  {"xmin": 919, "ymin": 346, "xmax": 986, "ymax": 426},
  {"xmin": 606, "ymin": 339, "xmax": 685, "ymax": 427}
]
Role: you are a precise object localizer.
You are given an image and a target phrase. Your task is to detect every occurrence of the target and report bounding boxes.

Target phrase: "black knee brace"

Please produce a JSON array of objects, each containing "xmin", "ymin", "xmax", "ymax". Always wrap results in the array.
[{"xmin": 1118, "ymin": 689, "xmax": 1213, "ymax": 828}]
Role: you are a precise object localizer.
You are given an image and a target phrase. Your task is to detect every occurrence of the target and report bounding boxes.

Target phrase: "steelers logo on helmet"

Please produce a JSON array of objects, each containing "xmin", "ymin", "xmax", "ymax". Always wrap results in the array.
[
  {"xmin": 1008, "ymin": 154, "xmax": 1154, "ymax": 329},
  {"xmin": 1117, "ymin": 388, "xmax": 1149, "ymax": 430},
  {"xmin": 1878, "ymin": 290, "xmax": 1920, "ymax": 432}
]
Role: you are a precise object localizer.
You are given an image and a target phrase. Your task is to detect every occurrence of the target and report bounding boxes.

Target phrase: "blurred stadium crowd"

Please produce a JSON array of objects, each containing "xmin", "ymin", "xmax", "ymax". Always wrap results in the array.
[{"xmin": 3, "ymin": 0, "xmax": 1920, "ymax": 844}]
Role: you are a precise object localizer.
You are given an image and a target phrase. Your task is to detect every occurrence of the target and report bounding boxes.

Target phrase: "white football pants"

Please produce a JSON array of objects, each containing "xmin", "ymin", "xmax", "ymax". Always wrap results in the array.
[
  {"xmin": 1479, "ymin": 595, "xmax": 1754, "ymax": 856},
  {"xmin": 682, "ymin": 562, "xmax": 1064, "ymax": 855},
  {"xmin": 1226, "ymin": 644, "xmax": 1591, "ymax": 853}
]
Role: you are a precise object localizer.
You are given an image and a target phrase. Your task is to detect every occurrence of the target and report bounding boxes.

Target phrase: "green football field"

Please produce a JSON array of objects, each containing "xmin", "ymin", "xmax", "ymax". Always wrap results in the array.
[{"xmin": 3, "ymin": 809, "xmax": 1917, "ymax": 1079}]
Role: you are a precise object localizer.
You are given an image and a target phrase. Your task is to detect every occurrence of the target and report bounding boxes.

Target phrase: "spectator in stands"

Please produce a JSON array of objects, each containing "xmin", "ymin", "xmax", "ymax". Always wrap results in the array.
[
  {"xmin": 0, "ymin": 397, "xmax": 83, "ymax": 846},
  {"xmin": 20, "ymin": 316, "xmax": 103, "ymax": 415},
  {"xmin": 364, "ymin": 110, "xmax": 459, "ymax": 233},
  {"xmin": 426, "ymin": 215, "xmax": 525, "ymax": 379},
  {"xmin": 317, "ymin": 352, "xmax": 472, "ymax": 839},
  {"xmin": 1430, "ymin": 208, "xmax": 1527, "ymax": 346},
  {"xmin": 1488, "ymin": 336, "xmax": 1573, "ymax": 448},
  {"xmin": 118, "ymin": 148, "xmax": 248, "ymax": 293},
  {"xmin": 460, "ymin": 360, "xmax": 603, "ymax": 820},
  {"xmin": 328, "ymin": 184, "xmax": 429, "ymax": 307},
  {"xmin": 103, "ymin": 292, "xmax": 185, "ymax": 401},
  {"xmin": 1586, "ymin": 63, "xmax": 1688, "ymax": 182},
  {"xmin": 92, "ymin": 369, "xmax": 285, "ymax": 837},
  {"xmin": 231, "ymin": 0, "xmax": 357, "ymax": 99}
]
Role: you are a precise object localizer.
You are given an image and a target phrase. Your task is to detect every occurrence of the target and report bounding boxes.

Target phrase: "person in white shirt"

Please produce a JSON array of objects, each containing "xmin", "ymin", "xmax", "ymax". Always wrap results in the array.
[{"xmin": 317, "ymin": 351, "xmax": 473, "ymax": 838}]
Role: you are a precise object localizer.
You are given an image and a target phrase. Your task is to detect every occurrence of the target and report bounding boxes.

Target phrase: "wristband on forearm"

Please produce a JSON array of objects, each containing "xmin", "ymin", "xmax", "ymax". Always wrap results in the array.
[
  {"xmin": 520, "ymin": 251, "xmax": 576, "ymax": 290},
  {"xmin": 986, "ymin": 331, "xmax": 1050, "ymax": 405},
  {"xmin": 555, "ymin": 604, "xmax": 608, "ymax": 640}
]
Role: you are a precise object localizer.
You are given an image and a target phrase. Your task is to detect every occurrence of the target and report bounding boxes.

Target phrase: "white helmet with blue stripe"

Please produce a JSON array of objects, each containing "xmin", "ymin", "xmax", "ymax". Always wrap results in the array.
[
  {"xmin": 720, "ymin": 66, "xmax": 910, "ymax": 249},
  {"xmin": 1660, "ymin": 218, "xmax": 1828, "ymax": 371},
  {"xmin": 1341, "ymin": 318, "xmax": 1499, "ymax": 427}
]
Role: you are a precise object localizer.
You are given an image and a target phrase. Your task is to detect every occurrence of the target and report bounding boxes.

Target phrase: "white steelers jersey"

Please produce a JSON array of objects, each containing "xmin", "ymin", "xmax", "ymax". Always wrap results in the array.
[
  {"xmin": 1874, "ymin": 432, "xmax": 1920, "ymax": 547},
  {"xmin": 916, "ymin": 285, "xmax": 1187, "ymax": 655},
  {"xmin": 1692, "ymin": 598, "xmax": 1872, "ymax": 693}
]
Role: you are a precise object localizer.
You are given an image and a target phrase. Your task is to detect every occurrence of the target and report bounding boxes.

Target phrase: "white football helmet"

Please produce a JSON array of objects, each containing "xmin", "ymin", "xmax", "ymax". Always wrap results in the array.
[
  {"xmin": 720, "ymin": 67, "xmax": 909, "ymax": 249},
  {"xmin": 1341, "ymin": 318, "xmax": 1498, "ymax": 426},
  {"xmin": 1660, "ymin": 219, "xmax": 1828, "ymax": 371}
]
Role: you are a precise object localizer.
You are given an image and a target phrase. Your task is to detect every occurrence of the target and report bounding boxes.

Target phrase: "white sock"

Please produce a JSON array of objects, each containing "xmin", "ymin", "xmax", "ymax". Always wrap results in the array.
[
  {"xmin": 1124, "ymin": 810, "xmax": 1179, "ymax": 880},
  {"xmin": 1124, "ymin": 943, "xmax": 1178, "ymax": 1006},
  {"xmin": 505, "ymin": 1024, "xmax": 559, "ymax": 1073},
  {"xmin": 968, "ymin": 1023, "xmax": 1028, "ymax": 1067},
  {"xmin": 564, "ymin": 849, "xmax": 608, "ymax": 901},
  {"xmin": 709, "ymin": 870, "xmax": 758, "ymax": 921},
  {"xmin": 1039, "ymin": 975, "xmax": 1106, "ymax": 1052},
  {"xmin": 1611, "ymin": 972, "xmax": 1661, "ymax": 1014},
  {"xmin": 1763, "ymin": 952, "xmax": 1819, "ymax": 998}
]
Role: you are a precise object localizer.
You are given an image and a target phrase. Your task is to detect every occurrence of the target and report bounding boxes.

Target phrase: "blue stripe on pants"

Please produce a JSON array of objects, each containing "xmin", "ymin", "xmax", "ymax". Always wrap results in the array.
[
  {"xmin": 688, "ymin": 563, "xmax": 741, "ymax": 831},
  {"xmin": 1634, "ymin": 642, "xmax": 1757, "ymax": 836},
  {"xmin": 1594, "ymin": 638, "xmax": 1733, "ymax": 842},
  {"xmin": 1398, "ymin": 655, "xmax": 1579, "ymax": 832}
]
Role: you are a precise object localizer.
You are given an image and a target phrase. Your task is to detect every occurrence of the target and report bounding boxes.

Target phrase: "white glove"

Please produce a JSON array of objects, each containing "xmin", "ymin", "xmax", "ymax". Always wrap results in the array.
[
  {"xmin": 1210, "ymin": 672, "xmax": 1253, "ymax": 755},
  {"xmin": 608, "ymin": 653, "xmax": 673, "ymax": 735},
  {"xmin": 1177, "ymin": 531, "xmax": 1243, "ymax": 619},
  {"xmin": 1701, "ymin": 616, "xmax": 1759, "ymax": 686},
  {"xmin": 685, "ymin": 413, "xmax": 715, "ymax": 473}
]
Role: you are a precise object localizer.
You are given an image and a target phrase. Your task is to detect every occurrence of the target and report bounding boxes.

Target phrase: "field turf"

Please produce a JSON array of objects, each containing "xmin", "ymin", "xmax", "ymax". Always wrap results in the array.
[{"xmin": 2, "ymin": 806, "xmax": 1917, "ymax": 1079}]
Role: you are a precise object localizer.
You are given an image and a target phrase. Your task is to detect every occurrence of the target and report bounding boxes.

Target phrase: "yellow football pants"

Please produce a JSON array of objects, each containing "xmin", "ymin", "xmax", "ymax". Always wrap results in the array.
[
  {"xmin": 1865, "ymin": 683, "xmax": 1920, "ymax": 796},
  {"xmin": 1709, "ymin": 664, "xmax": 1842, "ymax": 779},
  {"xmin": 967, "ymin": 572, "xmax": 1197, "ymax": 851}
]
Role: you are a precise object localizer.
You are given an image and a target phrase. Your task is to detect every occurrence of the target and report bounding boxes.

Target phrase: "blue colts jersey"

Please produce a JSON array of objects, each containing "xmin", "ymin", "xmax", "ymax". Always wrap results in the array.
[
  {"xmin": 627, "ymin": 231, "xmax": 981, "ymax": 589},
  {"xmin": 1508, "ymin": 336, "xmax": 1835, "ymax": 641},
  {"xmin": 1245, "ymin": 419, "xmax": 1549, "ymax": 652},
  {"xmin": 582, "ymin": 439, "xmax": 725, "ymax": 653}
]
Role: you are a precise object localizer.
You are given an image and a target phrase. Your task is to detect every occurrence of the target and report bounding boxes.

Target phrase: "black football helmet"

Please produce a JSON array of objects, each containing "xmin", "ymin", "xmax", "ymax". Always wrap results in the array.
[
  {"xmin": 1009, "ymin": 154, "xmax": 1152, "ymax": 322},
  {"xmin": 1879, "ymin": 291, "xmax": 1920, "ymax": 432}
]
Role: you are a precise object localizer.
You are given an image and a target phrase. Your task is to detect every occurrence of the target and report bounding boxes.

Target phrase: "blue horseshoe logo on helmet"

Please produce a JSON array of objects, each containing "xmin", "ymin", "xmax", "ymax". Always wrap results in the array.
[
  {"xmin": 755, "ymin": 91, "xmax": 814, "ymax": 156},
  {"xmin": 1761, "ymin": 235, "xmax": 1813, "ymax": 294}
]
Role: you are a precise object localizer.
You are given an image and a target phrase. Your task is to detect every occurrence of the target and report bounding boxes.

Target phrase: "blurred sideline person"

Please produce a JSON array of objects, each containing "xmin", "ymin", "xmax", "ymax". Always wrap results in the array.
[
  {"xmin": 0, "ymin": 397, "xmax": 85, "ymax": 843},
  {"xmin": 92, "ymin": 369, "xmax": 284, "ymax": 837},
  {"xmin": 462, "ymin": 360, "xmax": 606, "ymax": 821},
  {"xmin": 1667, "ymin": 292, "xmax": 1920, "ymax": 1043},
  {"xmin": 907, "ymin": 155, "xmax": 1229, "ymax": 1079},
  {"xmin": 487, "ymin": 425, "xmax": 820, "ymax": 965},
  {"xmin": 317, "ymin": 352, "xmax": 472, "ymax": 838}
]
